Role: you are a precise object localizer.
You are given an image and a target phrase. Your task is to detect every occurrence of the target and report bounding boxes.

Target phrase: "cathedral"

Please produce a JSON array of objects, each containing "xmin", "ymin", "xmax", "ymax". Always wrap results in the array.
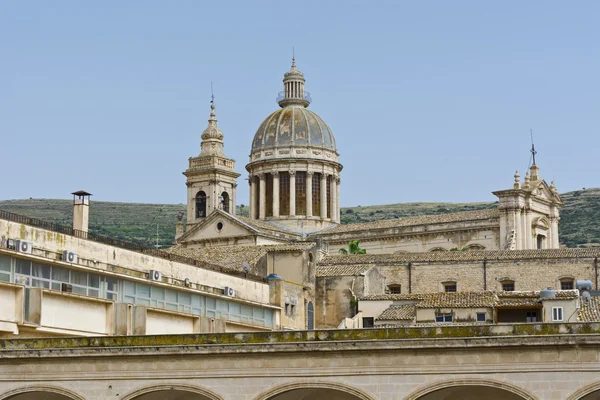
[{"xmin": 175, "ymin": 58, "xmax": 563, "ymax": 254}]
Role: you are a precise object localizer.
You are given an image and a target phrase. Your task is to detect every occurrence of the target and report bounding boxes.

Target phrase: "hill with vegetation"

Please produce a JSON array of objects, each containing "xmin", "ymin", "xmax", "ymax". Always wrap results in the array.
[{"xmin": 1, "ymin": 188, "xmax": 598, "ymax": 248}]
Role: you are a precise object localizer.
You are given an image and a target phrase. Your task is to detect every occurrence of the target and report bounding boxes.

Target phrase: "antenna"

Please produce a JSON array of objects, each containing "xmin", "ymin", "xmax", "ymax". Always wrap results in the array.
[{"xmin": 530, "ymin": 128, "xmax": 537, "ymax": 165}]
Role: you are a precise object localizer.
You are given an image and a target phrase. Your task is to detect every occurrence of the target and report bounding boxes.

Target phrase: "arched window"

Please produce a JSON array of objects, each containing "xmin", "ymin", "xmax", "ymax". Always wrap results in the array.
[
  {"xmin": 295, "ymin": 172, "xmax": 307, "ymax": 216},
  {"xmin": 307, "ymin": 301, "xmax": 314, "ymax": 330},
  {"xmin": 195, "ymin": 191, "xmax": 207, "ymax": 218},
  {"xmin": 560, "ymin": 277, "xmax": 574, "ymax": 290},
  {"xmin": 500, "ymin": 279, "xmax": 515, "ymax": 292},
  {"xmin": 220, "ymin": 192, "xmax": 230, "ymax": 213}
]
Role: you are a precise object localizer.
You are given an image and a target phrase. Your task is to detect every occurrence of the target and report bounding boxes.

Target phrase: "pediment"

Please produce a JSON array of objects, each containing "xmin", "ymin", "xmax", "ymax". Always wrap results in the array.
[
  {"xmin": 178, "ymin": 210, "xmax": 259, "ymax": 244},
  {"xmin": 531, "ymin": 180, "xmax": 562, "ymax": 204}
]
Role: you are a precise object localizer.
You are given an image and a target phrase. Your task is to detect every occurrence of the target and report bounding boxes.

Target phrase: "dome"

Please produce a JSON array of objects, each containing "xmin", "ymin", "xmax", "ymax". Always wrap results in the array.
[{"xmin": 251, "ymin": 106, "xmax": 336, "ymax": 153}]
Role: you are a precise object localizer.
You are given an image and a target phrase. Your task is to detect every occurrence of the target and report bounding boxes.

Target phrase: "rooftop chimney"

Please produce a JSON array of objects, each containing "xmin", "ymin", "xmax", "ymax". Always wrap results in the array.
[{"xmin": 72, "ymin": 190, "xmax": 91, "ymax": 233}]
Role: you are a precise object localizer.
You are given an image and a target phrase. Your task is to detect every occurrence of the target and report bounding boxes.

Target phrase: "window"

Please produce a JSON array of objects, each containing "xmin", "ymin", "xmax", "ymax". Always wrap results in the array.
[
  {"xmin": 295, "ymin": 171, "xmax": 307, "ymax": 215},
  {"xmin": 363, "ymin": 317, "xmax": 374, "ymax": 328},
  {"xmin": 307, "ymin": 301, "xmax": 314, "ymax": 330},
  {"xmin": 220, "ymin": 192, "xmax": 230, "ymax": 213},
  {"xmin": 501, "ymin": 281, "xmax": 515, "ymax": 292},
  {"xmin": 196, "ymin": 191, "xmax": 207, "ymax": 218},
  {"xmin": 279, "ymin": 172, "xmax": 290, "ymax": 215},
  {"xmin": 560, "ymin": 279, "xmax": 574, "ymax": 290},
  {"xmin": 476, "ymin": 312, "xmax": 486, "ymax": 322},
  {"xmin": 254, "ymin": 176, "xmax": 260, "ymax": 218},
  {"xmin": 526, "ymin": 311, "xmax": 538, "ymax": 322},
  {"xmin": 552, "ymin": 307, "xmax": 563, "ymax": 322},
  {"xmin": 388, "ymin": 284, "xmax": 401, "ymax": 294},
  {"xmin": 265, "ymin": 174, "xmax": 273, "ymax": 217},
  {"xmin": 435, "ymin": 314, "xmax": 453, "ymax": 323},
  {"xmin": 444, "ymin": 283, "xmax": 457, "ymax": 292},
  {"xmin": 536, "ymin": 235, "xmax": 545, "ymax": 249},
  {"xmin": 326, "ymin": 175, "xmax": 332, "ymax": 219},
  {"xmin": 0, "ymin": 255, "xmax": 11, "ymax": 282},
  {"xmin": 312, "ymin": 172, "xmax": 321, "ymax": 216}
]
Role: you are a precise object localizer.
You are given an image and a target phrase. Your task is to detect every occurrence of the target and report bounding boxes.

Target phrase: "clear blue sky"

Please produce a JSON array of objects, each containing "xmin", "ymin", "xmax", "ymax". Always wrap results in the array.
[{"xmin": 1, "ymin": 1, "xmax": 598, "ymax": 207}]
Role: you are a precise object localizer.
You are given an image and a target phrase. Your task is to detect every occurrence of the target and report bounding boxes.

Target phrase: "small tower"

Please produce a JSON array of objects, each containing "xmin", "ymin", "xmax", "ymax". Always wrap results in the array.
[
  {"xmin": 183, "ymin": 97, "xmax": 240, "ymax": 230},
  {"xmin": 71, "ymin": 190, "xmax": 91, "ymax": 233}
]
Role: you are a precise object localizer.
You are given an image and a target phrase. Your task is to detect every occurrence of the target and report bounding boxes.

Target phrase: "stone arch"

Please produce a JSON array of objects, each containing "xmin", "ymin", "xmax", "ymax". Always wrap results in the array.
[
  {"xmin": 404, "ymin": 378, "xmax": 538, "ymax": 400},
  {"xmin": 0, "ymin": 385, "xmax": 85, "ymax": 400},
  {"xmin": 465, "ymin": 243, "xmax": 486, "ymax": 251},
  {"xmin": 566, "ymin": 381, "xmax": 600, "ymax": 400},
  {"xmin": 121, "ymin": 384, "xmax": 224, "ymax": 400},
  {"xmin": 428, "ymin": 247, "xmax": 447, "ymax": 252},
  {"xmin": 253, "ymin": 380, "xmax": 376, "ymax": 400}
]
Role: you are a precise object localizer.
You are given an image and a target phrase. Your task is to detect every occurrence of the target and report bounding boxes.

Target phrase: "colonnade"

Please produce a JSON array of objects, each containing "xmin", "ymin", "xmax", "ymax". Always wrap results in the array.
[{"xmin": 249, "ymin": 170, "xmax": 340, "ymax": 223}]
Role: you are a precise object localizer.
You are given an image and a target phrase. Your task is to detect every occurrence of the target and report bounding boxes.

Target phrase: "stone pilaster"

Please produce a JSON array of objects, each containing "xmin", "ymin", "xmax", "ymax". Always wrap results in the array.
[
  {"xmin": 320, "ymin": 173, "xmax": 327, "ymax": 220},
  {"xmin": 273, "ymin": 171, "xmax": 280, "ymax": 218},
  {"xmin": 259, "ymin": 174, "xmax": 266, "ymax": 220},
  {"xmin": 306, "ymin": 171, "xmax": 313, "ymax": 217},
  {"xmin": 249, "ymin": 176, "xmax": 257, "ymax": 219},
  {"xmin": 331, "ymin": 177, "xmax": 338, "ymax": 223},
  {"xmin": 290, "ymin": 171, "xmax": 296, "ymax": 217}
]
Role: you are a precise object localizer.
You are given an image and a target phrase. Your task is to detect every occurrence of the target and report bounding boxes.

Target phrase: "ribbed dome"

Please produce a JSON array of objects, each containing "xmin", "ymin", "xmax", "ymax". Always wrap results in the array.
[{"xmin": 251, "ymin": 106, "xmax": 336, "ymax": 153}]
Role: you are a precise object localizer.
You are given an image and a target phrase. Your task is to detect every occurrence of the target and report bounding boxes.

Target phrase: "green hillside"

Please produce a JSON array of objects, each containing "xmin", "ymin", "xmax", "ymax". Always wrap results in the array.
[{"xmin": 1, "ymin": 188, "xmax": 599, "ymax": 248}]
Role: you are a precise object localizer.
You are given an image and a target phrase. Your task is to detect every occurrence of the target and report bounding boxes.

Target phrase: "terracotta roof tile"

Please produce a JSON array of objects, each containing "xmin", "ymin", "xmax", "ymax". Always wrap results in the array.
[
  {"xmin": 578, "ymin": 297, "xmax": 600, "ymax": 322},
  {"xmin": 316, "ymin": 264, "xmax": 373, "ymax": 277},
  {"xmin": 320, "ymin": 249, "xmax": 600, "ymax": 265},
  {"xmin": 236, "ymin": 216, "xmax": 302, "ymax": 237},
  {"xmin": 313, "ymin": 209, "xmax": 499, "ymax": 236},
  {"xmin": 417, "ymin": 292, "xmax": 497, "ymax": 308},
  {"xmin": 166, "ymin": 243, "xmax": 313, "ymax": 272},
  {"xmin": 376, "ymin": 305, "xmax": 416, "ymax": 321},
  {"xmin": 359, "ymin": 294, "xmax": 426, "ymax": 301}
]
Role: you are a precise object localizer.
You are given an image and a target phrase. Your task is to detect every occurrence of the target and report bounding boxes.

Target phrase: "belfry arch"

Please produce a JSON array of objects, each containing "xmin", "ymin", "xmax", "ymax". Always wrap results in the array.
[
  {"xmin": 404, "ymin": 379, "xmax": 537, "ymax": 400},
  {"xmin": 253, "ymin": 381, "xmax": 375, "ymax": 400}
]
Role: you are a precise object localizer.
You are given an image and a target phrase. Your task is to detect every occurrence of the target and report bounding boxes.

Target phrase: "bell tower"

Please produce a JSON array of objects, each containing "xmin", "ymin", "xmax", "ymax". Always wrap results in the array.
[{"xmin": 183, "ymin": 96, "xmax": 240, "ymax": 231}]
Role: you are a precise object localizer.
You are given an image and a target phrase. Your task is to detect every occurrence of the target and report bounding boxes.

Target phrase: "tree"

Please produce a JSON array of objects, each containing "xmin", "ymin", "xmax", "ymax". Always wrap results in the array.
[{"xmin": 339, "ymin": 240, "xmax": 366, "ymax": 255}]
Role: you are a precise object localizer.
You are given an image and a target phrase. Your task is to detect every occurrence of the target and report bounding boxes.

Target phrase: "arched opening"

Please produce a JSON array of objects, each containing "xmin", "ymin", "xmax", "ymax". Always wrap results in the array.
[
  {"xmin": 0, "ymin": 387, "xmax": 85, "ymax": 400},
  {"xmin": 255, "ymin": 382, "xmax": 374, "ymax": 400},
  {"xmin": 196, "ymin": 191, "xmax": 207, "ymax": 218},
  {"xmin": 220, "ymin": 191, "xmax": 230, "ymax": 213},
  {"xmin": 122, "ymin": 385, "xmax": 223, "ymax": 400},
  {"xmin": 295, "ymin": 171, "xmax": 307, "ymax": 216},
  {"xmin": 307, "ymin": 301, "xmax": 314, "ymax": 330},
  {"xmin": 405, "ymin": 380, "xmax": 535, "ymax": 400}
]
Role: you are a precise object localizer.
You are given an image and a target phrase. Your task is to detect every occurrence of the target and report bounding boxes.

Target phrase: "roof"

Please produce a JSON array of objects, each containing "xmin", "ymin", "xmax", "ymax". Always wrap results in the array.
[
  {"xmin": 579, "ymin": 297, "xmax": 600, "ymax": 322},
  {"xmin": 236, "ymin": 215, "xmax": 301, "ymax": 237},
  {"xmin": 320, "ymin": 248, "xmax": 600, "ymax": 265},
  {"xmin": 497, "ymin": 290, "xmax": 579, "ymax": 300},
  {"xmin": 359, "ymin": 293, "xmax": 426, "ymax": 301},
  {"xmin": 497, "ymin": 298, "xmax": 542, "ymax": 308},
  {"xmin": 313, "ymin": 209, "xmax": 499, "ymax": 236},
  {"xmin": 417, "ymin": 292, "xmax": 497, "ymax": 308},
  {"xmin": 71, "ymin": 190, "xmax": 92, "ymax": 196},
  {"xmin": 166, "ymin": 243, "xmax": 313, "ymax": 272},
  {"xmin": 316, "ymin": 264, "xmax": 374, "ymax": 277},
  {"xmin": 376, "ymin": 305, "xmax": 416, "ymax": 321}
]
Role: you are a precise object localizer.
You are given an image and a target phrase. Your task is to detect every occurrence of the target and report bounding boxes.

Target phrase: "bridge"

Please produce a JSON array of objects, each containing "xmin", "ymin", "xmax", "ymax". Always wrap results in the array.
[{"xmin": 2, "ymin": 323, "xmax": 600, "ymax": 400}]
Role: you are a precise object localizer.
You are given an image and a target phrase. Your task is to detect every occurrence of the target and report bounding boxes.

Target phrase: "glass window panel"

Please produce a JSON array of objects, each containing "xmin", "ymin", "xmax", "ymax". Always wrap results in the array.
[
  {"xmin": 51, "ymin": 282, "xmax": 60, "ymax": 290},
  {"xmin": 0, "ymin": 255, "xmax": 11, "ymax": 272},
  {"xmin": 32, "ymin": 263, "xmax": 50, "ymax": 279},
  {"xmin": 151, "ymin": 286, "xmax": 165, "ymax": 300},
  {"xmin": 123, "ymin": 295, "xmax": 135, "ymax": 304},
  {"xmin": 206, "ymin": 310, "xmax": 216, "ymax": 318},
  {"xmin": 88, "ymin": 289, "xmax": 99, "ymax": 298},
  {"xmin": 217, "ymin": 299, "xmax": 229, "ymax": 312},
  {"xmin": 165, "ymin": 303, "xmax": 177, "ymax": 311},
  {"xmin": 106, "ymin": 277, "xmax": 119, "ymax": 292},
  {"xmin": 52, "ymin": 266, "xmax": 70, "ymax": 282},
  {"xmin": 265, "ymin": 174, "xmax": 273, "ymax": 217},
  {"xmin": 265, "ymin": 310, "xmax": 273, "ymax": 327},
  {"xmin": 136, "ymin": 283, "xmax": 150, "ymax": 299},
  {"xmin": 206, "ymin": 297, "xmax": 216, "ymax": 311},
  {"xmin": 71, "ymin": 270, "xmax": 87, "ymax": 286},
  {"xmin": 241, "ymin": 304, "xmax": 252, "ymax": 317},
  {"xmin": 107, "ymin": 292, "xmax": 117, "ymax": 301},
  {"xmin": 326, "ymin": 176, "xmax": 331, "ymax": 219},
  {"xmin": 312, "ymin": 173, "xmax": 321, "ymax": 216},
  {"xmin": 179, "ymin": 291, "xmax": 191, "ymax": 305},
  {"xmin": 192, "ymin": 295, "xmax": 202, "ymax": 308},
  {"xmin": 229, "ymin": 302, "xmax": 241, "ymax": 316},
  {"xmin": 295, "ymin": 171, "xmax": 306, "ymax": 215},
  {"xmin": 32, "ymin": 279, "xmax": 49, "ymax": 289},
  {"xmin": 137, "ymin": 298, "xmax": 150, "ymax": 306},
  {"xmin": 15, "ymin": 259, "xmax": 31, "ymax": 275},
  {"xmin": 88, "ymin": 274, "xmax": 100, "ymax": 288},
  {"xmin": 165, "ymin": 288, "xmax": 177, "ymax": 303},
  {"xmin": 192, "ymin": 308, "xmax": 201, "ymax": 316},
  {"xmin": 253, "ymin": 307, "xmax": 264, "ymax": 319},
  {"xmin": 279, "ymin": 172, "xmax": 290, "ymax": 215},
  {"xmin": 0, "ymin": 273, "xmax": 10, "ymax": 282},
  {"xmin": 123, "ymin": 281, "xmax": 135, "ymax": 295},
  {"xmin": 72, "ymin": 286, "xmax": 87, "ymax": 295}
]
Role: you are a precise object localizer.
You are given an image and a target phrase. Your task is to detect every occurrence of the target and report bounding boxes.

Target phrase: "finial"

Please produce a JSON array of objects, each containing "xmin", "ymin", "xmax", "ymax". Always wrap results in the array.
[
  {"xmin": 513, "ymin": 170, "xmax": 520, "ymax": 189},
  {"xmin": 291, "ymin": 47, "xmax": 296, "ymax": 70},
  {"xmin": 530, "ymin": 128, "xmax": 537, "ymax": 165},
  {"xmin": 550, "ymin": 180, "xmax": 557, "ymax": 192},
  {"xmin": 523, "ymin": 171, "xmax": 531, "ymax": 189},
  {"xmin": 209, "ymin": 82, "xmax": 216, "ymax": 120}
]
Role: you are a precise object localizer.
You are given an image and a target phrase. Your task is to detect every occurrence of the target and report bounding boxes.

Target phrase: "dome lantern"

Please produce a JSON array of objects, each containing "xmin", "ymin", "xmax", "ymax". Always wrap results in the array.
[{"xmin": 277, "ymin": 58, "xmax": 311, "ymax": 108}]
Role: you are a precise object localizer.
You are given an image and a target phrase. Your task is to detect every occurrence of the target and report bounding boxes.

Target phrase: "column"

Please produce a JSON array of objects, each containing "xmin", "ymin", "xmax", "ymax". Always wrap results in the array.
[
  {"xmin": 514, "ymin": 208, "xmax": 522, "ymax": 250},
  {"xmin": 306, "ymin": 171, "xmax": 313, "ymax": 217},
  {"xmin": 273, "ymin": 171, "xmax": 280, "ymax": 218},
  {"xmin": 232, "ymin": 183, "xmax": 237, "ymax": 216},
  {"xmin": 249, "ymin": 177, "xmax": 256, "ymax": 219},
  {"xmin": 259, "ymin": 174, "xmax": 266, "ymax": 220},
  {"xmin": 290, "ymin": 171, "xmax": 296, "ymax": 216},
  {"xmin": 331, "ymin": 177, "xmax": 337, "ymax": 222},
  {"xmin": 524, "ymin": 210, "xmax": 532, "ymax": 249},
  {"xmin": 320, "ymin": 173, "xmax": 327, "ymax": 220},
  {"xmin": 336, "ymin": 177, "xmax": 341, "ymax": 222},
  {"xmin": 550, "ymin": 213, "xmax": 560, "ymax": 249}
]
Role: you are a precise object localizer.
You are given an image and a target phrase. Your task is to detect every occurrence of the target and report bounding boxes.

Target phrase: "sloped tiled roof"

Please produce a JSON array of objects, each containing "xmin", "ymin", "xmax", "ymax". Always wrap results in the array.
[
  {"xmin": 236, "ymin": 215, "xmax": 302, "ymax": 237},
  {"xmin": 578, "ymin": 297, "xmax": 600, "ymax": 322},
  {"xmin": 376, "ymin": 305, "xmax": 416, "ymax": 321},
  {"xmin": 166, "ymin": 243, "xmax": 313, "ymax": 272},
  {"xmin": 359, "ymin": 293, "xmax": 426, "ymax": 301},
  {"xmin": 497, "ymin": 290, "xmax": 579, "ymax": 300},
  {"xmin": 320, "ymin": 249, "xmax": 600, "ymax": 265},
  {"xmin": 417, "ymin": 291, "xmax": 497, "ymax": 308},
  {"xmin": 316, "ymin": 264, "xmax": 373, "ymax": 277},
  {"xmin": 312, "ymin": 209, "xmax": 499, "ymax": 236},
  {"xmin": 497, "ymin": 298, "xmax": 542, "ymax": 308}
]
